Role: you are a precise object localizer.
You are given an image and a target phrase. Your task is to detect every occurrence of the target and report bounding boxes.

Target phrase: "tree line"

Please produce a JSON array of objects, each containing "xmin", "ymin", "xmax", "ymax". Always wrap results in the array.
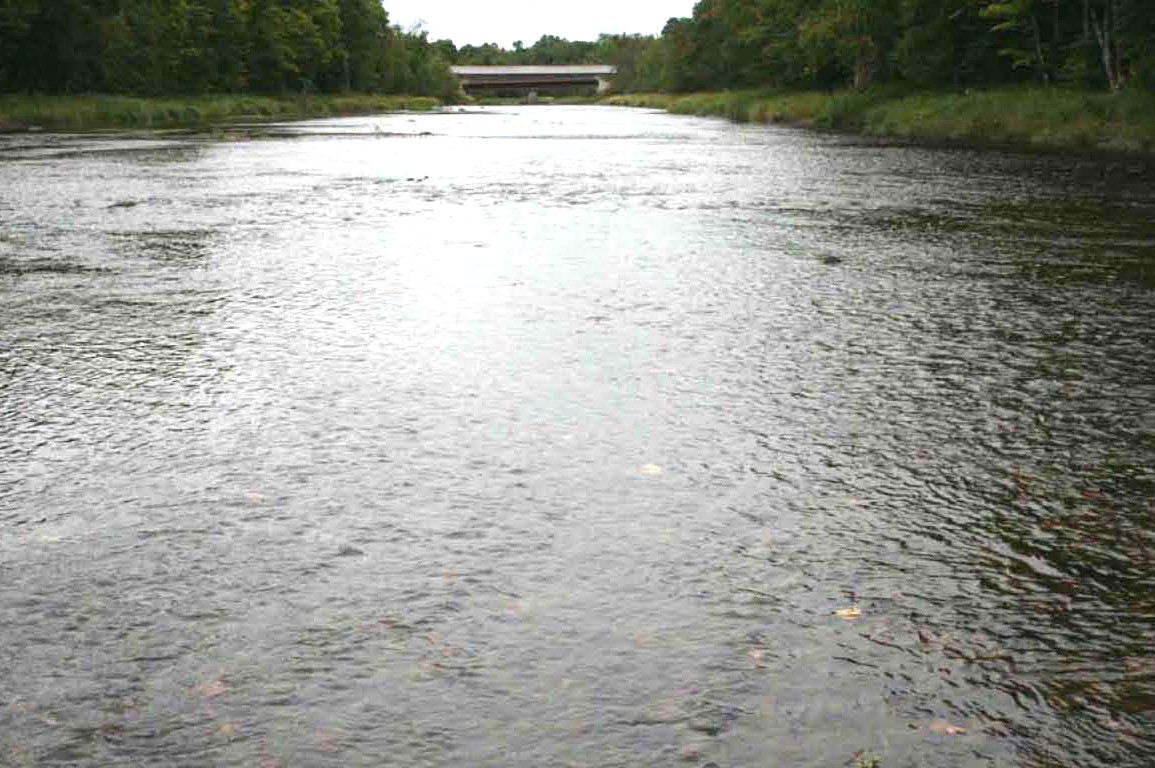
[
  {"xmin": 0, "ymin": 0, "xmax": 458, "ymax": 98},
  {"xmin": 2, "ymin": 0, "xmax": 1150, "ymax": 98},
  {"xmin": 439, "ymin": 35, "xmax": 604, "ymax": 68},
  {"xmin": 449, "ymin": 1, "xmax": 1154, "ymax": 94},
  {"xmin": 642, "ymin": 0, "xmax": 1154, "ymax": 93}
]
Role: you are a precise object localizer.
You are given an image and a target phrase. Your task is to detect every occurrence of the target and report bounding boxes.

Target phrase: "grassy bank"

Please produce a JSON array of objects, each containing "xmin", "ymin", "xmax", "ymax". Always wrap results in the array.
[
  {"xmin": 0, "ymin": 93, "xmax": 444, "ymax": 132},
  {"xmin": 602, "ymin": 88, "xmax": 1155, "ymax": 155}
]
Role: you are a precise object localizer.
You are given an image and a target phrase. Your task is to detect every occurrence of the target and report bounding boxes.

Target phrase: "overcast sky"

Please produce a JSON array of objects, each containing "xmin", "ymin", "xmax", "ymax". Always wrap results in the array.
[{"xmin": 385, "ymin": 1, "xmax": 695, "ymax": 47}]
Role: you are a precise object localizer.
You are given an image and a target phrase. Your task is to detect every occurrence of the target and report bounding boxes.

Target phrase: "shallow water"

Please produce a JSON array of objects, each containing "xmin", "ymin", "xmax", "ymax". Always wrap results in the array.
[{"xmin": 1, "ymin": 106, "xmax": 1154, "ymax": 767}]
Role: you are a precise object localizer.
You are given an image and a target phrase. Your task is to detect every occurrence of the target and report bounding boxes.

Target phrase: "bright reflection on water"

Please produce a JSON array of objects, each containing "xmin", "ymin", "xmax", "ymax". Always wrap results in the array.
[{"xmin": 1, "ymin": 107, "xmax": 1154, "ymax": 767}]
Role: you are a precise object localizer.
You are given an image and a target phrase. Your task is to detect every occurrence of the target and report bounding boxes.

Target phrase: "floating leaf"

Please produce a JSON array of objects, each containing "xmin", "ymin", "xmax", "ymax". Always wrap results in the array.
[
  {"xmin": 99, "ymin": 723, "xmax": 124, "ymax": 739},
  {"xmin": 678, "ymin": 744, "xmax": 705, "ymax": 762},
  {"xmin": 834, "ymin": 606, "xmax": 862, "ymax": 620},
  {"xmin": 929, "ymin": 719, "xmax": 967, "ymax": 735},
  {"xmin": 316, "ymin": 731, "xmax": 341, "ymax": 753},
  {"xmin": 195, "ymin": 680, "xmax": 229, "ymax": 700}
]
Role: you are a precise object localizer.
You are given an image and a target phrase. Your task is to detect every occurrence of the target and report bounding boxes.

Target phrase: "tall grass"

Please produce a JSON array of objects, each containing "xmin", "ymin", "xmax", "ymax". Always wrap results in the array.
[
  {"xmin": 603, "ymin": 91, "xmax": 873, "ymax": 127},
  {"xmin": 0, "ymin": 94, "xmax": 443, "ymax": 132},
  {"xmin": 860, "ymin": 88, "xmax": 1155, "ymax": 153},
  {"xmin": 604, "ymin": 88, "xmax": 1155, "ymax": 155}
]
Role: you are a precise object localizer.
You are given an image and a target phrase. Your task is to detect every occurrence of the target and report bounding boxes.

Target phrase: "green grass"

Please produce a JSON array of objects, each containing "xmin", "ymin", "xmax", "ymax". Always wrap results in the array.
[
  {"xmin": 599, "ymin": 93, "xmax": 677, "ymax": 110},
  {"xmin": 0, "ymin": 93, "xmax": 444, "ymax": 132},
  {"xmin": 602, "ymin": 90, "xmax": 881, "ymax": 128},
  {"xmin": 603, "ymin": 88, "xmax": 1155, "ymax": 155}
]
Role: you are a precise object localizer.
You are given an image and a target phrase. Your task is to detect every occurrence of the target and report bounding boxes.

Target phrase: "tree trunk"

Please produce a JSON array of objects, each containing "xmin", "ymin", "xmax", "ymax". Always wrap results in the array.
[
  {"xmin": 852, "ymin": 36, "xmax": 875, "ymax": 91},
  {"xmin": 1090, "ymin": 0, "xmax": 1123, "ymax": 91},
  {"xmin": 1030, "ymin": 13, "xmax": 1049, "ymax": 84},
  {"xmin": 1110, "ymin": 0, "xmax": 1124, "ymax": 88}
]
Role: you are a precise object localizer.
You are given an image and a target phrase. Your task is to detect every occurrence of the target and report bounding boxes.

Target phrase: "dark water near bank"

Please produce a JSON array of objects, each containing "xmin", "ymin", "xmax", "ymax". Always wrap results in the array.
[{"xmin": 1, "ymin": 106, "xmax": 1154, "ymax": 767}]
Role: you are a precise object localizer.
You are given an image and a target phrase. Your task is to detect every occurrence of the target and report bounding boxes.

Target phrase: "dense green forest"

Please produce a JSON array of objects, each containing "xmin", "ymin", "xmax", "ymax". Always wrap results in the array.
[
  {"xmin": 0, "ymin": 0, "xmax": 458, "ymax": 98},
  {"xmin": 2, "ymin": 0, "xmax": 1151, "ymax": 101},
  {"xmin": 449, "ymin": 0, "xmax": 1155, "ymax": 95},
  {"xmin": 647, "ymin": 0, "xmax": 1154, "ymax": 93}
]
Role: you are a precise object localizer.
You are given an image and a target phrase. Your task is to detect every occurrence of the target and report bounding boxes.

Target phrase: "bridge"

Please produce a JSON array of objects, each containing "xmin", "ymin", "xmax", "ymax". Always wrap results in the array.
[{"xmin": 451, "ymin": 65, "xmax": 617, "ymax": 96}]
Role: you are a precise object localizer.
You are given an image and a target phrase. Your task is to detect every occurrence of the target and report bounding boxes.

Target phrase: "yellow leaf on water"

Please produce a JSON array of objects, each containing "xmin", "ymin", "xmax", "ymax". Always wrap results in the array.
[
  {"xmin": 929, "ymin": 719, "xmax": 967, "ymax": 735},
  {"xmin": 834, "ymin": 606, "xmax": 862, "ymax": 620}
]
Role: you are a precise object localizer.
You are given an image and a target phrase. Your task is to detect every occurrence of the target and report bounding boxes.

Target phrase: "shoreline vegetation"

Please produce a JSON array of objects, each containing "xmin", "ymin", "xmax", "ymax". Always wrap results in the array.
[
  {"xmin": 3, "ymin": 2, "xmax": 1151, "ymax": 158},
  {"xmin": 603, "ymin": 89, "xmax": 1155, "ymax": 157},
  {"xmin": 0, "ymin": 94, "xmax": 442, "ymax": 133},
  {"xmin": 3, "ymin": 88, "xmax": 1153, "ymax": 160}
]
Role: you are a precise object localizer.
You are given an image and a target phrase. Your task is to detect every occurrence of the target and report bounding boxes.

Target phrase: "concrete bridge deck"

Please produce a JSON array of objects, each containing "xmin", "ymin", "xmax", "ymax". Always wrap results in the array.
[{"xmin": 451, "ymin": 65, "xmax": 617, "ymax": 94}]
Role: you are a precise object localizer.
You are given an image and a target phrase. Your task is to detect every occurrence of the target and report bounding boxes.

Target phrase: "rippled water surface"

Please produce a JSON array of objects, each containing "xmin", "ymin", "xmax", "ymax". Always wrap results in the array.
[{"xmin": 2, "ymin": 106, "xmax": 1155, "ymax": 767}]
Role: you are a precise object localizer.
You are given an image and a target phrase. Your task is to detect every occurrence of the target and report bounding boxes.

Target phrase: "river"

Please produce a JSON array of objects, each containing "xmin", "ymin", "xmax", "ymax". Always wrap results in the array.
[{"xmin": 1, "ymin": 106, "xmax": 1154, "ymax": 767}]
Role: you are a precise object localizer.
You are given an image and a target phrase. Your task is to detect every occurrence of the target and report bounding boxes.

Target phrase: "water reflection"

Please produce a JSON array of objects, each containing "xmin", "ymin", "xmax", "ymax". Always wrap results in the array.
[{"xmin": 0, "ymin": 107, "xmax": 1153, "ymax": 767}]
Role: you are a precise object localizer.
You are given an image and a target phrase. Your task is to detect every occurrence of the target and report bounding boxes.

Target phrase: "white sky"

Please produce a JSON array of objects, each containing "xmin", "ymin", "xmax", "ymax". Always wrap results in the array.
[{"xmin": 384, "ymin": 1, "xmax": 695, "ymax": 47}]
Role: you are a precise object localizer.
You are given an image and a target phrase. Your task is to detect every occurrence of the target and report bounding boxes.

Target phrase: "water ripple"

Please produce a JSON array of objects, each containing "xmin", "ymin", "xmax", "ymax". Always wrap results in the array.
[{"xmin": 1, "ymin": 107, "xmax": 1154, "ymax": 767}]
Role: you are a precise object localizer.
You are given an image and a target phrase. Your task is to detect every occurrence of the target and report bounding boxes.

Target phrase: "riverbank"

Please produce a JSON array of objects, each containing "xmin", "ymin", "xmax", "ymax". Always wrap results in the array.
[
  {"xmin": 472, "ymin": 95, "xmax": 601, "ymax": 107},
  {"xmin": 0, "ymin": 94, "xmax": 443, "ymax": 132},
  {"xmin": 602, "ymin": 89, "xmax": 1155, "ymax": 156}
]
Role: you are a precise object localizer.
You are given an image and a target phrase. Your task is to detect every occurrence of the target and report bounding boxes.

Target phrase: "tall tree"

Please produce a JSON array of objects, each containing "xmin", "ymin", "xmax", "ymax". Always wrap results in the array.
[
  {"xmin": 339, "ymin": 0, "xmax": 389, "ymax": 91},
  {"xmin": 0, "ymin": 0, "xmax": 40, "ymax": 90},
  {"xmin": 800, "ymin": 0, "xmax": 901, "ymax": 90}
]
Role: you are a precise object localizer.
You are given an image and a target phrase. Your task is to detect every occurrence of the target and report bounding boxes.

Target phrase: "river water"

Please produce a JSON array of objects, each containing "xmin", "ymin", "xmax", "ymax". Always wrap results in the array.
[{"xmin": 1, "ymin": 106, "xmax": 1154, "ymax": 767}]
